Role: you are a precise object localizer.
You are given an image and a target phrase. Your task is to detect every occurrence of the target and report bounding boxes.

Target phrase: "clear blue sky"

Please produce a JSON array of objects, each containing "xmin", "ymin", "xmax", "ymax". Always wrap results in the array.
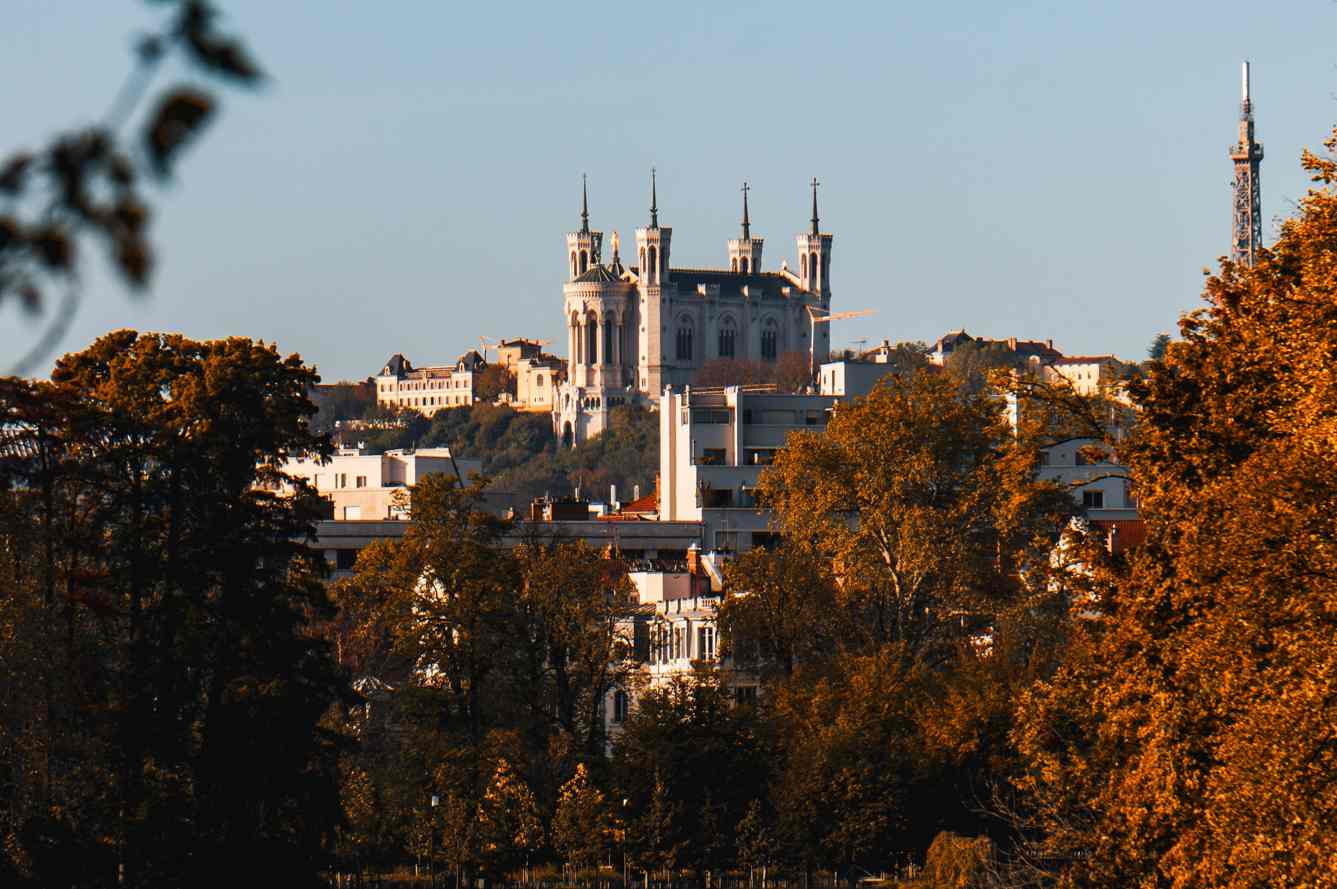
[{"xmin": 3, "ymin": 1, "xmax": 1334, "ymax": 380}]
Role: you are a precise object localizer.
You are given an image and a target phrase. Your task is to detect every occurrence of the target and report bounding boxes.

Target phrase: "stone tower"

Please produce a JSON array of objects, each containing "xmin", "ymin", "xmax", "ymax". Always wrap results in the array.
[
  {"xmin": 636, "ymin": 169, "xmax": 673, "ymax": 393},
  {"xmin": 796, "ymin": 178, "xmax": 833, "ymax": 303},
  {"xmin": 796, "ymin": 177, "xmax": 834, "ymax": 365},
  {"xmin": 1230, "ymin": 61, "xmax": 1264, "ymax": 266},
  {"xmin": 727, "ymin": 182, "xmax": 764, "ymax": 274},
  {"xmin": 566, "ymin": 175, "xmax": 603, "ymax": 279}
]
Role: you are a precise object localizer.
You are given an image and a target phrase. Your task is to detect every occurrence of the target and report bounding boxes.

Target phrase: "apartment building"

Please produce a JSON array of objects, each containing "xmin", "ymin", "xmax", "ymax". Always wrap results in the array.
[
  {"xmin": 659, "ymin": 385, "xmax": 837, "ymax": 552},
  {"xmin": 281, "ymin": 447, "xmax": 481, "ymax": 521}
]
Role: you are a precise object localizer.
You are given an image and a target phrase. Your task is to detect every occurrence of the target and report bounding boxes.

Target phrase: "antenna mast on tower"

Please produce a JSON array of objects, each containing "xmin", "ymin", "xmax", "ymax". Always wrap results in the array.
[{"xmin": 1230, "ymin": 61, "xmax": 1264, "ymax": 265}]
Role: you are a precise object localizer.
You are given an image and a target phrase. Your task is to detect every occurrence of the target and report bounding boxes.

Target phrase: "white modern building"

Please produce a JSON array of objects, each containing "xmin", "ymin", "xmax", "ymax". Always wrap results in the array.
[
  {"xmin": 281, "ymin": 447, "xmax": 482, "ymax": 521},
  {"xmin": 1038, "ymin": 437, "xmax": 1137, "ymax": 520},
  {"xmin": 658, "ymin": 385, "xmax": 836, "ymax": 551}
]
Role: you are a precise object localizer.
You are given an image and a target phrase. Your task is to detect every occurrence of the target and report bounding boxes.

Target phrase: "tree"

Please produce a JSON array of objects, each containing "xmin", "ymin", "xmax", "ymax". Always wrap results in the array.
[
  {"xmin": 474, "ymin": 365, "xmax": 517, "ymax": 403},
  {"xmin": 1146, "ymin": 332, "xmax": 1171, "ymax": 361},
  {"xmin": 3, "ymin": 2, "xmax": 264, "ymax": 375},
  {"xmin": 735, "ymin": 799, "xmax": 777, "ymax": 887},
  {"xmin": 509, "ymin": 539, "xmax": 638, "ymax": 757},
  {"xmin": 1014, "ymin": 128, "xmax": 1337, "ymax": 887},
  {"xmin": 0, "ymin": 331, "xmax": 347, "ymax": 887},
  {"xmin": 718, "ymin": 543, "xmax": 842, "ymax": 680},
  {"xmin": 552, "ymin": 764, "xmax": 610, "ymax": 874},
  {"xmin": 753, "ymin": 370, "xmax": 1072, "ymax": 661},
  {"xmin": 476, "ymin": 758, "xmax": 544, "ymax": 881}
]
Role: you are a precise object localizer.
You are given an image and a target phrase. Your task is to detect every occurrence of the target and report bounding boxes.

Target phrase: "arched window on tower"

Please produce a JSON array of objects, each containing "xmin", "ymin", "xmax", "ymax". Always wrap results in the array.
[
  {"xmin": 809, "ymin": 252, "xmax": 818, "ymax": 288},
  {"xmin": 676, "ymin": 317, "xmax": 693, "ymax": 362},
  {"xmin": 580, "ymin": 250, "xmax": 589, "ymax": 274},
  {"xmin": 718, "ymin": 315, "xmax": 737, "ymax": 359},
  {"xmin": 640, "ymin": 247, "xmax": 646, "ymax": 274},
  {"xmin": 648, "ymin": 245, "xmax": 658, "ymax": 285},
  {"xmin": 761, "ymin": 318, "xmax": 778, "ymax": 362},
  {"xmin": 740, "ymin": 257, "xmax": 749, "ymax": 274},
  {"xmin": 800, "ymin": 254, "xmax": 808, "ymax": 279},
  {"xmin": 731, "ymin": 257, "xmax": 738, "ymax": 272},
  {"xmin": 570, "ymin": 251, "xmax": 577, "ymax": 278}
]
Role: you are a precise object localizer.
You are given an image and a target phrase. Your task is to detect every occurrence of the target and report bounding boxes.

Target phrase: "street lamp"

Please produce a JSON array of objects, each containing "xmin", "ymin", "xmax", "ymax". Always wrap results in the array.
[{"xmin": 430, "ymin": 794, "xmax": 440, "ymax": 888}]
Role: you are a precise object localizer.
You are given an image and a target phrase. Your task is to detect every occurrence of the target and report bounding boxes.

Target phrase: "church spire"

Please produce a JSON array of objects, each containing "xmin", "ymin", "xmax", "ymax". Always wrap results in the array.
[
  {"xmin": 741, "ymin": 181, "xmax": 751, "ymax": 241},
  {"xmin": 649, "ymin": 167, "xmax": 659, "ymax": 229},
  {"xmin": 580, "ymin": 173, "xmax": 590, "ymax": 234},
  {"xmin": 810, "ymin": 177, "xmax": 820, "ymax": 235}
]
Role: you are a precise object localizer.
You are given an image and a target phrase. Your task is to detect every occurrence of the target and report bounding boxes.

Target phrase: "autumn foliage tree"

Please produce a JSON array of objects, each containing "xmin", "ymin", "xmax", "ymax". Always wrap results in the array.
[
  {"xmin": 1013, "ymin": 128, "xmax": 1337, "ymax": 888},
  {"xmin": 0, "ymin": 331, "xmax": 347, "ymax": 888}
]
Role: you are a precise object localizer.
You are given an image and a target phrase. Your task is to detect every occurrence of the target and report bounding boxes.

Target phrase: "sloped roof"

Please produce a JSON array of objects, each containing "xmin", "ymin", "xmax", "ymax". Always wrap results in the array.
[{"xmin": 669, "ymin": 268, "xmax": 805, "ymax": 302}]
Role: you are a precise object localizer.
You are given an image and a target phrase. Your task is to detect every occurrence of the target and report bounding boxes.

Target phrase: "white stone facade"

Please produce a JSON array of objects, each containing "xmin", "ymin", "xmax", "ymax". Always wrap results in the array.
[
  {"xmin": 554, "ymin": 178, "xmax": 834, "ymax": 445},
  {"xmin": 280, "ymin": 447, "xmax": 482, "ymax": 521},
  {"xmin": 375, "ymin": 352, "xmax": 484, "ymax": 416}
]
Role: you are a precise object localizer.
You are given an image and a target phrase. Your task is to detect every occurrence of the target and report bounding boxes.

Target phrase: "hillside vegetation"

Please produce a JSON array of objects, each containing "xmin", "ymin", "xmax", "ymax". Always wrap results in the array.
[{"xmin": 353, "ymin": 403, "xmax": 659, "ymax": 505}]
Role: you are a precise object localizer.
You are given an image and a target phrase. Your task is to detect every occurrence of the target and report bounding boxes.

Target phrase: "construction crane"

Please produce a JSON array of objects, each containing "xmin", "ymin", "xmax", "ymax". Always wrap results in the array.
[
  {"xmin": 478, "ymin": 336, "xmax": 498, "ymax": 362},
  {"xmin": 805, "ymin": 307, "xmax": 876, "ymax": 379}
]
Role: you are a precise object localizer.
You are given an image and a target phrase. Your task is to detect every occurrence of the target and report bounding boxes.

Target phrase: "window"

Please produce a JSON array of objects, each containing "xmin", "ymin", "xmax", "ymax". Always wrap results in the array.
[
  {"xmin": 1038, "ymin": 451, "xmax": 1051, "ymax": 466},
  {"xmin": 697, "ymin": 626, "xmax": 716, "ymax": 660},
  {"xmin": 672, "ymin": 627, "xmax": 684, "ymax": 660},
  {"xmin": 335, "ymin": 548, "xmax": 358, "ymax": 570},
  {"xmin": 355, "ymin": 475, "xmax": 367, "ymax": 488},
  {"xmin": 537, "ymin": 375, "xmax": 545, "ymax": 387},
  {"xmin": 745, "ymin": 448, "xmax": 777, "ymax": 465},
  {"xmin": 714, "ymin": 529, "xmax": 739, "ymax": 551},
  {"xmin": 735, "ymin": 685, "xmax": 758, "ymax": 707},
  {"xmin": 342, "ymin": 505, "xmax": 362, "ymax": 520},
  {"xmin": 1082, "ymin": 490, "xmax": 1104, "ymax": 510},
  {"xmin": 761, "ymin": 320, "xmax": 778, "ymax": 361},
  {"xmin": 676, "ymin": 321, "xmax": 693, "ymax": 361},
  {"xmin": 699, "ymin": 448, "xmax": 726, "ymax": 466},
  {"xmin": 739, "ymin": 256, "xmax": 749, "ymax": 273},
  {"xmin": 612, "ymin": 690, "xmax": 629, "ymax": 723},
  {"xmin": 718, "ymin": 316, "xmax": 737, "ymax": 358}
]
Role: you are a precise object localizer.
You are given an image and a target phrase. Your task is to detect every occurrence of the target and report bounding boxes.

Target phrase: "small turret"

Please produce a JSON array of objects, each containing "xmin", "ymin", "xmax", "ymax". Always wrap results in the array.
[
  {"xmin": 565, "ymin": 174, "xmax": 603, "ymax": 280},
  {"xmin": 727, "ymin": 181, "xmax": 764, "ymax": 274}
]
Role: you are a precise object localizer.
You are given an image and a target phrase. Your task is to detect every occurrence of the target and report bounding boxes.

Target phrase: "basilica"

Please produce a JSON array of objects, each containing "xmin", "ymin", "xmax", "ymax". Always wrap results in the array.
[{"xmin": 554, "ymin": 174, "xmax": 835, "ymax": 445}]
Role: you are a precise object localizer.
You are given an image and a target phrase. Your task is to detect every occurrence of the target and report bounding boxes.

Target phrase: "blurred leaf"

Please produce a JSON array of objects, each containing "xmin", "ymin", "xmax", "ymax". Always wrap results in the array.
[
  {"xmin": 109, "ymin": 153, "xmax": 136, "ymax": 188},
  {"xmin": 0, "ymin": 153, "xmax": 33, "ymax": 195},
  {"xmin": 32, "ymin": 226, "xmax": 74, "ymax": 272},
  {"xmin": 112, "ymin": 196, "xmax": 150, "ymax": 235},
  {"xmin": 184, "ymin": 32, "xmax": 262, "ymax": 82},
  {"xmin": 180, "ymin": 1, "xmax": 262, "ymax": 83},
  {"xmin": 143, "ymin": 87, "xmax": 215, "ymax": 177},
  {"xmin": 115, "ymin": 238, "xmax": 152, "ymax": 287}
]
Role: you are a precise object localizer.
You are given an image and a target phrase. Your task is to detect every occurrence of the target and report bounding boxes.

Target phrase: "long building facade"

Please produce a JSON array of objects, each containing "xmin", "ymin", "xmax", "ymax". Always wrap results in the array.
[{"xmin": 554, "ymin": 174, "xmax": 834, "ymax": 445}]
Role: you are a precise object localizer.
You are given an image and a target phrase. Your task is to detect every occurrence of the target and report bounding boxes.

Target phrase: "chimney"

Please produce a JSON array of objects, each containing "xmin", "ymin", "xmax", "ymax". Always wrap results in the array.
[
  {"xmin": 633, "ymin": 483, "xmax": 641, "ymax": 502},
  {"xmin": 1046, "ymin": 338, "xmax": 1053, "ymax": 350},
  {"xmin": 610, "ymin": 484, "xmax": 618, "ymax": 508},
  {"xmin": 1008, "ymin": 336, "xmax": 1017, "ymax": 351},
  {"xmin": 686, "ymin": 542, "xmax": 700, "ymax": 576}
]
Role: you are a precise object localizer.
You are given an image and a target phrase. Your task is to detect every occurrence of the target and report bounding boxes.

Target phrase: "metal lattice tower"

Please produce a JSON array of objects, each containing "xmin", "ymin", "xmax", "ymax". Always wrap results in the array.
[{"xmin": 1229, "ymin": 61, "xmax": 1264, "ymax": 265}]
